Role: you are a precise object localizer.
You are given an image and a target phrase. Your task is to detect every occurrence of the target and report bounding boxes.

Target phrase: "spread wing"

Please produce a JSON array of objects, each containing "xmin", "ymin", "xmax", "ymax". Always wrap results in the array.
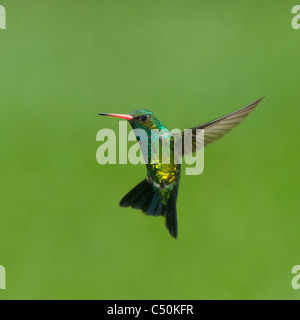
[{"xmin": 176, "ymin": 97, "xmax": 264, "ymax": 155}]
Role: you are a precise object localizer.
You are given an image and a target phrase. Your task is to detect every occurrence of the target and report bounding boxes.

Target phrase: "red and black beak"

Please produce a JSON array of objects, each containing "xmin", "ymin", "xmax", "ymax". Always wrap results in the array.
[{"xmin": 98, "ymin": 113, "xmax": 133, "ymax": 121}]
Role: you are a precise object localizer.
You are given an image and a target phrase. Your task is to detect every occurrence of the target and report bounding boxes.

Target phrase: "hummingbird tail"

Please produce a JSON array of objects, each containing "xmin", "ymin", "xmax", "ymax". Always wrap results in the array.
[
  {"xmin": 164, "ymin": 187, "xmax": 178, "ymax": 239},
  {"xmin": 119, "ymin": 179, "xmax": 178, "ymax": 239}
]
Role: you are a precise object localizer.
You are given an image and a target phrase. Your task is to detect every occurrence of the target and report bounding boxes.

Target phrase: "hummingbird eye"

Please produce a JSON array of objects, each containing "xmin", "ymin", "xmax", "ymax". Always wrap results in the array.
[{"xmin": 140, "ymin": 114, "xmax": 149, "ymax": 121}]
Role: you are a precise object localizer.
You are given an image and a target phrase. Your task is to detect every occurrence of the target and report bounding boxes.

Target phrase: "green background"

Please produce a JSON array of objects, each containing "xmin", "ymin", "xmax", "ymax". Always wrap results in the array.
[{"xmin": 0, "ymin": 0, "xmax": 299, "ymax": 300}]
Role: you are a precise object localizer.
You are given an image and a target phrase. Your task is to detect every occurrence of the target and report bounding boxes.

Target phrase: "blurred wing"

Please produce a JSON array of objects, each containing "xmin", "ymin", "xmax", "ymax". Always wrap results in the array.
[{"xmin": 177, "ymin": 97, "xmax": 264, "ymax": 155}]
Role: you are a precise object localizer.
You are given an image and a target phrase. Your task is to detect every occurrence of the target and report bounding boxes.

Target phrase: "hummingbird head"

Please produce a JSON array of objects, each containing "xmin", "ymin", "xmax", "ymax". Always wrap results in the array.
[{"xmin": 99, "ymin": 109, "xmax": 165, "ymax": 133}]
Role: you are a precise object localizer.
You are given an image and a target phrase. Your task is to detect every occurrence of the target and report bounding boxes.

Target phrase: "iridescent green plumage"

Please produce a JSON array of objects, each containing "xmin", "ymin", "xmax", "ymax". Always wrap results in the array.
[{"xmin": 128, "ymin": 110, "xmax": 181, "ymax": 207}]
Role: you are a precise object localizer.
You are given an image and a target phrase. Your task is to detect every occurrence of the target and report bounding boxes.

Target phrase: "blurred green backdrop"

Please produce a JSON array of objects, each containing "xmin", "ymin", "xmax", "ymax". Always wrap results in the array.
[{"xmin": 0, "ymin": 0, "xmax": 299, "ymax": 300}]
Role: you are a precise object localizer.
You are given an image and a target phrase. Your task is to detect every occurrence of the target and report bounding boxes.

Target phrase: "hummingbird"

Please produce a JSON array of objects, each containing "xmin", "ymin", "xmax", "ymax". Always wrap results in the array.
[{"xmin": 99, "ymin": 97, "xmax": 264, "ymax": 239}]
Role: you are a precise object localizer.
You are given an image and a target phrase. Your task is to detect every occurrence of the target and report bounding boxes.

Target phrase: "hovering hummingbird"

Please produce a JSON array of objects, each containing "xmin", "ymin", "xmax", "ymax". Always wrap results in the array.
[{"xmin": 99, "ymin": 97, "xmax": 264, "ymax": 239}]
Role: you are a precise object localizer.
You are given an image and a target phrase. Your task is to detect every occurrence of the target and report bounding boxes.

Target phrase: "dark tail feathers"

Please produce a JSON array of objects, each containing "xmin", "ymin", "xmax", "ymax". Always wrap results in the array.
[{"xmin": 119, "ymin": 179, "xmax": 178, "ymax": 239}]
